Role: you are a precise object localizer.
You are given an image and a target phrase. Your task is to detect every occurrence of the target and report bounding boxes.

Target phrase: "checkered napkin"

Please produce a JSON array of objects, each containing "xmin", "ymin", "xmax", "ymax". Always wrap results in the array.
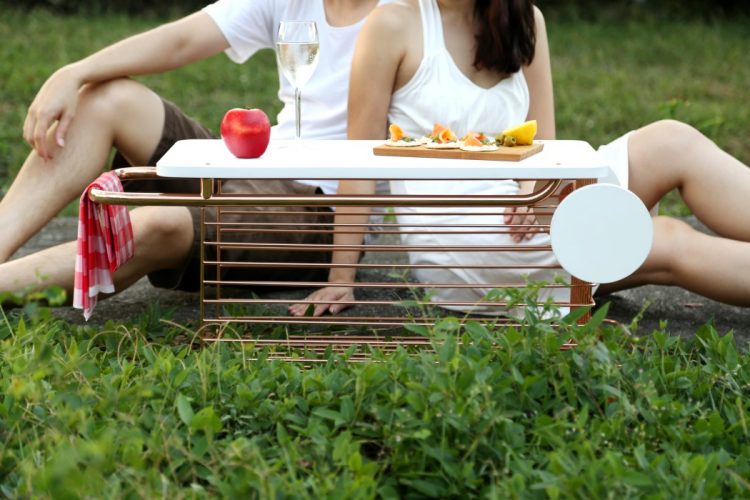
[{"xmin": 73, "ymin": 171, "xmax": 134, "ymax": 320}]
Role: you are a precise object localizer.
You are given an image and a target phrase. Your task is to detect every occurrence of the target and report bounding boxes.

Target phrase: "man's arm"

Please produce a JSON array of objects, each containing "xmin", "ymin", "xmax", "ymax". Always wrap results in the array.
[{"xmin": 24, "ymin": 11, "xmax": 229, "ymax": 159}]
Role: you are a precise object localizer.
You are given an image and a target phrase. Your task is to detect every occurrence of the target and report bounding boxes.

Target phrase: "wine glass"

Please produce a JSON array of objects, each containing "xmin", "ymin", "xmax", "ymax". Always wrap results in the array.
[{"xmin": 276, "ymin": 21, "xmax": 320, "ymax": 139}]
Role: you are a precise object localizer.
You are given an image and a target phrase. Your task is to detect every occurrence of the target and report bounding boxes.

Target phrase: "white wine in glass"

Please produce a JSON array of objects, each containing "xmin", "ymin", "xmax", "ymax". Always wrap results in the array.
[{"xmin": 276, "ymin": 21, "xmax": 320, "ymax": 139}]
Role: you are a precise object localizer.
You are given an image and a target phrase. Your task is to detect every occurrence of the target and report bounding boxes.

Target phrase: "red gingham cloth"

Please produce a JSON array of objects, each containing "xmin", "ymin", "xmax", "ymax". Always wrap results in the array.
[{"xmin": 73, "ymin": 171, "xmax": 134, "ymax": 320}]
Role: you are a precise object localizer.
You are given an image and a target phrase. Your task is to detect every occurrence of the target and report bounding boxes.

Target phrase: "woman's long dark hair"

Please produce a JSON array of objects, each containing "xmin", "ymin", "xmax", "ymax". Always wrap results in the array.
[{"xmin": 473, "ymin": 0, "xmax": 536, "ymax": 74}]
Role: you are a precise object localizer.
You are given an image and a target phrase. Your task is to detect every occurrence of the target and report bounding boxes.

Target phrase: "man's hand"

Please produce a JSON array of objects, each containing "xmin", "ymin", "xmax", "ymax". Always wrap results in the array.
[
  {"xmin": 23, "ymin": 66, "xmax": 83, "ymax": 161},
  {"xmin": 504, "ymin": 205, "xmax": 539, "ymax": 243},
  {"xmin": 288, "ymin": 286, "xmax": 355, "ymax": 317}
]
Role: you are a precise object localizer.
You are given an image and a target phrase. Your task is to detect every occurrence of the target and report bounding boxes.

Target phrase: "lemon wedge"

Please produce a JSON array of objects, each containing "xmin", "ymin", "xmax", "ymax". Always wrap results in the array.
[{"xmin": 500, "ymin": 120, "xmax": 537, "ymax": 146}]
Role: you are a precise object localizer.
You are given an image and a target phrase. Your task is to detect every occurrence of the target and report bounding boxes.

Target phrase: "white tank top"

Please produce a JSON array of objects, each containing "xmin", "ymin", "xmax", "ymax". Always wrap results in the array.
[
  {"xmin": 384, "ymin": 1, "xmax": 569, "ymax": 315},
  {"xmin": 388, "ymin": 0, "xmax": 530, "ymax": 143},
  {"xmin": 388, "ymin": 0, "xmax": 530, "ymax": 197}
]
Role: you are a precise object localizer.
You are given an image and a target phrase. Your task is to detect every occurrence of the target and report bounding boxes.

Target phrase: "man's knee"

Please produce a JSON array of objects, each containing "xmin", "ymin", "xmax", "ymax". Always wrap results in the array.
[
  {"xmin": 131, "ymin": 206, "xmax": 194, "ymax": 266},
  {"xmin": 77, "ymin": 79, "xmax": 150, "ymax": 120},
  {"xmin": 83, "ymin": 79, "xmax": 164, "ymax": 165}
]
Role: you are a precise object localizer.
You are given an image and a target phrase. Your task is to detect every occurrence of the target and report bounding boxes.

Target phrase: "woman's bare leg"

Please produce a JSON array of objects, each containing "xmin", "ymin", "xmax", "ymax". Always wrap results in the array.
[
  {"xmin": 627, "ymin": 119, "xmax": 750, "ymax": 240},
  {"xmin": 0, "ymin": 78, "xmax": 165, "ymax": 262},
  {"xmin": 0, "ymin": 206, "xmax": 194, "ymax": 300},
  {"xmin": 599, "ymin": 216, "xmax": 750, "ymax": 306},
  {"xmin": 600, "ymin": 120, "xmax": 750, "ymax": 305}
]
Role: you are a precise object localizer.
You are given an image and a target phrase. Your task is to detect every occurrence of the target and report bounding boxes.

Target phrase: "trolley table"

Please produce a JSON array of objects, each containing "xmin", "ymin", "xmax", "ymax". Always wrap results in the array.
[{"xmin": 92, "ymin": 139, "xmax": 616, "ymax": 357}]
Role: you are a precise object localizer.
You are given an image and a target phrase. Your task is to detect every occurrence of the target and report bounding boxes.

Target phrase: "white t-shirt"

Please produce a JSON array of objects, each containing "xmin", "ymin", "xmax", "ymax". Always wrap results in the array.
[{"xmin": 204, "ymin": 0, "xmax": 389, "ymax": 194}]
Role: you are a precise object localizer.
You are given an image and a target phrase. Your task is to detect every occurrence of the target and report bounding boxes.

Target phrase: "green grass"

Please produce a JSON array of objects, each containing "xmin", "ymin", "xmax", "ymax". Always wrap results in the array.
[
  {"xmin": 1, "ymin": 9, "xmax": 749, "ymax": 215},
  {"xmin": 1, "ymin": 300, "xmax": 749, "ymax": 497}
]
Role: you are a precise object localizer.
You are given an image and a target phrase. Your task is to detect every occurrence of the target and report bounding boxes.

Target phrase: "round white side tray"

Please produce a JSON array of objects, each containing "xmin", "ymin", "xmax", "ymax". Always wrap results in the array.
[{"xmin": 550, "ymin": 184, "xmax": 653, "ymax": 284}]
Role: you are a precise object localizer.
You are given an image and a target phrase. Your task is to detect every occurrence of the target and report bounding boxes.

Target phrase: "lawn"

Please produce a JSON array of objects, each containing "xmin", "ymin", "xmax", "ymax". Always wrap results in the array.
[
  {"xmin": 1, "ymin": 7, "xmax": 750, "ymax": 498},
  {"xmin": 2, "ymin": 301, "xmax": 749, "ymax": 497}
]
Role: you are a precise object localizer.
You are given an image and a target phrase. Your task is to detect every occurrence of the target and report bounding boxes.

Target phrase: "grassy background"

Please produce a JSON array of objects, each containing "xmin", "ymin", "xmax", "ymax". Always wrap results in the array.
[{"xmin": 1, "ymin": 9, "xmax": 749, "ymax": 215}]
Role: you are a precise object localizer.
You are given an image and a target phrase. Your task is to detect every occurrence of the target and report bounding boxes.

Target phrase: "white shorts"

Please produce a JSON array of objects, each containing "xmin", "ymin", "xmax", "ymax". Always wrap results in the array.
[
  {"xmin": 596, "ymin": 131, "xmax": 658, "ymax": 215},
  {"xmin": 596, "ymin": 131, "xmax": 632, "ymax": 188}
]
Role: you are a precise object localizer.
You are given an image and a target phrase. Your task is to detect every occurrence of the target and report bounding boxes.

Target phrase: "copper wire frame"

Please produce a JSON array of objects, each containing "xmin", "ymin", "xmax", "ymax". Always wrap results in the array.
[{"xmin": 91, "ymin": 167, "xmax": 594, "ymax": 358}]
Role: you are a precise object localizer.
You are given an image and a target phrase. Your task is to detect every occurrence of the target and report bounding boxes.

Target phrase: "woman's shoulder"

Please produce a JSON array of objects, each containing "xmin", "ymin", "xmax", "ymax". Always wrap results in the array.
[
  {"xmin": 367, "ymin": 0, "xmax": 420, "ymax": 34},
  {"xmin": 532, "ymin": 4, "xmax": 546, "ymax": 27}
]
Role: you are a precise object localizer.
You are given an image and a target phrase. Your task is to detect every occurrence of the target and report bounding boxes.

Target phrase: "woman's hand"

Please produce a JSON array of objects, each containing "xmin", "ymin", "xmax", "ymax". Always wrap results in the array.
[
  {"xmin": 288, "ymin": 286, "xmax": 355, "ymax": 317},
  {"xmin": 504, "ymin": 205, "xmax": 539, "ymax": 242},
  {"xmin": 23, "ymin": 65, "xmax": 83, "ymax": 161},
  {"xmin": 288, "ymin": 182, "xmax": 374, "ymax": 318},
  {"xmin": 506, "ymin": 180, "xmax": 541, "ymax": 242}
]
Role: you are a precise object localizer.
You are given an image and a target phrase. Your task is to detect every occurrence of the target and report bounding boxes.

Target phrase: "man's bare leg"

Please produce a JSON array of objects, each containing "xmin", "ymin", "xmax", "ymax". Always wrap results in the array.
[
  {"xmin": 0, "ymin": 78, "xmax": 165, "ymax": 262},
  {"xmin": 0, "ymin": 206, "xmax": 194, "ymax": 300}
]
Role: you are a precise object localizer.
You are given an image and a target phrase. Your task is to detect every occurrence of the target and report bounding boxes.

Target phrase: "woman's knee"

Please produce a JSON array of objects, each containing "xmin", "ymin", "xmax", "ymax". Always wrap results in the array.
[
  {"xmin": 628, "ymin": 120, "xmax": 706, "ymax": 202},
  {"xmin": 644, "ymin": 215, "xmax": 696, "ymax": 284},
  {"xmin": 630, "ymin": 120, "xmax": 706, "ymax": 170},
  {"xmin": 131, "ymin": 206, "xmax": 194, "ymax": 266}
]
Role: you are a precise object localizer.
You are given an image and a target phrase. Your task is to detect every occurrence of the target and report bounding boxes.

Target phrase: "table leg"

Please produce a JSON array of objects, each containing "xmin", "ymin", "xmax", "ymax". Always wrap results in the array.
[
  {"xmin": 200, "ymin": 178, "xmax": 216, "ymax": 335},
  {"xmin": 569, "ymin": 178, "xmax": 596, "ymax": 325},
  {"xmin": 200, "ymin": 205, "xmax": 206, "ymax": 332}
]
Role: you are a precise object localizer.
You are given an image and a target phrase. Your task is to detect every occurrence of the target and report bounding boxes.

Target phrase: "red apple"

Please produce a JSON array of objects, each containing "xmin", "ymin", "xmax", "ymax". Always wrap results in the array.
[{"xmin": 220, "ymin": 108, "xmax": 271, "ymax": 158}]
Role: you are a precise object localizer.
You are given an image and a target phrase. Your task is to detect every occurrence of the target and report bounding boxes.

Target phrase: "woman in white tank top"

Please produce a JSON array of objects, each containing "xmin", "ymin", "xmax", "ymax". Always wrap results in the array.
[
  {"xmin": 290, "ymin": 0, "xmax": 750, "ymax": 317},
  {"xmin": 368, "ymin": 0, "xmax": 565, "ymax": 314}
]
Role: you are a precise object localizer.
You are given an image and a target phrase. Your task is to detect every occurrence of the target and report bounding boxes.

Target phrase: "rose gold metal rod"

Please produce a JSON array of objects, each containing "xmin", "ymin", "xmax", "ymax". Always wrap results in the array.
[
  {"xmin": 114, "ymin": 166, "xmax": 160, "ymax": 180},
  {"xmin": 204, "ymin": 332, "xmax": 578, "ymax": 343},
  {"xmin": 203, "ymin": 298, "xmax": 590, "ymax": 307},
  {"xmin": 203, "ymin": 242, "xmax": 553, "ymax": 252},
  {"xmin": 91, "ymin": 192, "xmax": 561, "ymax": 207},
  {"xmin": 205, "ymin": 318, "xmax": 525, "ymax": 326},
  {"xmin": 90, "ymin": 177, "xmax": 561, "ymax": 207},
  {"xmin": 101, "ymin": 167, "xmax": 562, "ymax": 207},
  {"xmin": 203, "ymin": 317, "xmax": 515, "ymax": 326},
  {"xmin": 202, "ymin": 261, "xmax": 564, "ymax": 269},
  {"xmin": 202, "ymin": 280, "xmax": 576, "ymax": 289},
  {"xmin": 209, "ymin": 339, "xmax": 432, "ymax": 345},
  {"xmin": 215, "ymin": 228, "xmax": 551, "ymax": 235},
  {"xmin": 202, "ymin": 334, "xmax": 581, "ymax": 344},
  {"xmin": 204, "ymin": 337, "xmax": 436, "ymax": 345},
  {"xmin": 108, "ymin": 166, "xmax": 568, "ymax": 188},
  {"xmin": 215, "ymin": 210, "xmax": 557, "ymax": 217},
  {"xmin": 204, "ymin": 335, "xmax": 486, "ymax": 341},
  {"xmin": 210, "ymin": 223, "xmax": 552, "ymax": 229},
  {"xmin": 237, "ymin": 335, "xmax": 437, "ymax": 341},
  {"xmin": 203, "ymin": 342, "xmax": 580, "ymax": 355}
]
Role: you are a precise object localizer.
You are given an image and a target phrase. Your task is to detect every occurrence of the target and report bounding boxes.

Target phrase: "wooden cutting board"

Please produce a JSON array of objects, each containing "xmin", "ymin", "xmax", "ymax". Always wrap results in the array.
[{"xmin": 372, "ymin": 142, "xmax": 543, "ymax": 161}]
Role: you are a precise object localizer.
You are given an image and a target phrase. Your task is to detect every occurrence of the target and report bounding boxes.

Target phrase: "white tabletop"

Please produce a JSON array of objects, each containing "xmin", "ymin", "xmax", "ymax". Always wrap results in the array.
[{"xmin": 156, "ymin": 139, "xmax": 611, "ymax": 180}]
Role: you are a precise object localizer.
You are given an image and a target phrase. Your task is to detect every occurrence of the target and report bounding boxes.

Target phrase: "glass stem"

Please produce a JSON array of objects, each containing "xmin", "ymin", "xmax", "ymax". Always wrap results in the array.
[{"xmin": 295, "ymin": 87, "xmax": 302, "ymax": 139}]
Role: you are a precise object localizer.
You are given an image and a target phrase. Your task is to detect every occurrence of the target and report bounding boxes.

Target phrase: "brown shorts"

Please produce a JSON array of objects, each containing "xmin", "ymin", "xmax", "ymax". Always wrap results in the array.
[{"xmin": 112, "ymin": 98, "xmax": 332, "ymax": 292}]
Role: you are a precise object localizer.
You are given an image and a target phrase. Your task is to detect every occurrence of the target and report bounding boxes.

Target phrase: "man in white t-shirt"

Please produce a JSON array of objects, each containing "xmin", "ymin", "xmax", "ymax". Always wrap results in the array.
[{"xmin": 0, "ymin": 0, "xmax": 384, "ymax": 306}]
